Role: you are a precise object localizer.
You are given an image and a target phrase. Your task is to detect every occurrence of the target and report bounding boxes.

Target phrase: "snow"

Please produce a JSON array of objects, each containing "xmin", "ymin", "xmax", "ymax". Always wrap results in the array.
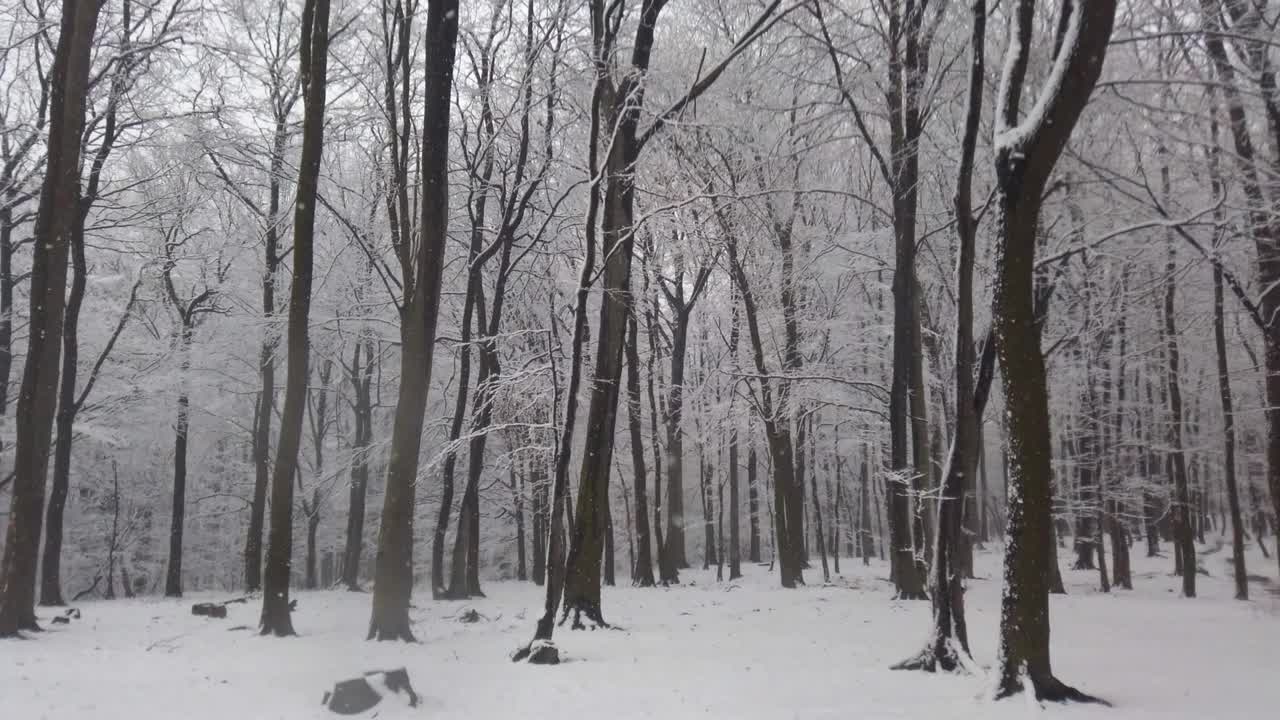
[
  {"xmin": 4, "ymin": 543, "xmax": 1278, "ymax": 719},
  {"xmin": 994, "ymin": 0, "xmax": 1083, "ymax": 154}
]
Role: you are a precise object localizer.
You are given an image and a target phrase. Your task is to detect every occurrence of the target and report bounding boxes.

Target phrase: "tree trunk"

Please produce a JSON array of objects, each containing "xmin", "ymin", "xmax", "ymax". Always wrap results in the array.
[
  {"xmin": 729, "ymin": 426, "xmax": 742, "ymax": 580},
  {"xmin": 560, "ymin": 64, "xmax": 642, "ymax": 627},
  {"xmin": 246, "ymin": 113, "xmax": 288, "ymax": 595},
  {"xmin": 990, "ymin": 0, "xmax": 1116, "ymax": 701},
  {"xmin": 165, "ymin": 322, "xmax": 194, "ymax": 599},
  {"xmin": 726, "ymin": 234, "xmax": 804, "ymax": 588},
  {"xmin": 343, "ymin": 337, "xmax": 374, "ymax": 590},
  {"xmin": 665, "ymin": 311, "xmax": 691, "ymax": 570},
  {"xmin": 0, "ymin": 0, "xmax": 102, "ymax": 638},
  {"xmin": 747, "ymin": 444, "xmax": 761, "ymax": 563},
  {"xmin": 625, "ymin": 313, "xmax": 655, "ymax": 586},
  {"xmin": 368, "ymin": 0, "xmax": 458, "ymax": 642},
  {"xmin": 893, "ymin": 3, "xmax": 986, "ymax": 668},
  {"xmin": 260, "ymin": 0, "xmax": 331, "ymax": 637}
]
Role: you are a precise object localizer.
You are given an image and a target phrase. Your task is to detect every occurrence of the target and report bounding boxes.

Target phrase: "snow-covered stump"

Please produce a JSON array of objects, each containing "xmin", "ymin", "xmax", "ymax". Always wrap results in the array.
[
  {"xmin": 511, "ymin": 639, "xmax": 560, "ymax": 665},
  {"xmin": 322, "ymin": 668, "xmax": 418, "ymax": 715}
]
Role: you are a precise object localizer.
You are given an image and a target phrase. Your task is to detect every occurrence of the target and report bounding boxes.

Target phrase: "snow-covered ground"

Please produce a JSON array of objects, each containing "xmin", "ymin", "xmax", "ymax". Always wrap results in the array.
[{"xmin": 4, "ymin": 542, "xmax": 1278, "ymax": 719}]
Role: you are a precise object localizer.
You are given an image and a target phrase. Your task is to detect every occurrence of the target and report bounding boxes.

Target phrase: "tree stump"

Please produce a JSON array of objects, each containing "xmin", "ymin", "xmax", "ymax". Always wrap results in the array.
[
  {"xmin": 191, "ymin": 603, "xmax": 227, "ymax": 618},
  {"xmin": 322, "ymin": 669, "xmax": 418, "ymax": 715},
  {"xmin": 512, "ymin": 639, "xmax": 560, "ymax": 665}
]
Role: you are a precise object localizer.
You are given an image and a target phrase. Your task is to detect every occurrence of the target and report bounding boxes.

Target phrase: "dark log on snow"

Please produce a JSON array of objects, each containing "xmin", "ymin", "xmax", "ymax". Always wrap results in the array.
[{"xmin": 191, "ymin": 603, "xmax": 227, "ymax": 619}]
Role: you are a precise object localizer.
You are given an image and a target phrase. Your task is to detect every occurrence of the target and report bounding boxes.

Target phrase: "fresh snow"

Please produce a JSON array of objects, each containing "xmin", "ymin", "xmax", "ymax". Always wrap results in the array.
[{"xmin": 4, "ymin": 543, "xmax": 1277, "ymax": 719}]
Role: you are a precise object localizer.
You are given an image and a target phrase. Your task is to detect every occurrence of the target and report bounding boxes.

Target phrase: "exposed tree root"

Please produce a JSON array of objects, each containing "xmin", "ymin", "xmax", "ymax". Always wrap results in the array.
[
  {"xmin": 890, "ymin": 637, "xmax": 971, "ymax": 674},
  {"xmin": 994, "ymin": 672, "xmax": 1109, "ymax": 706},
  {"xmin": 366, "ymin": 618, "xmax": 416, "ymax": 643},
  {"xmin": 559, "ymin": 602, "xmax": 608, "ymax": 631}
]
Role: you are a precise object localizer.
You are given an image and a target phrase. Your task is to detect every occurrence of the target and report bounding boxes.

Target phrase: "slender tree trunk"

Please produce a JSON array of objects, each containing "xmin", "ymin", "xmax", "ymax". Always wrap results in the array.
[
  {"xmin": 747, "ymin": 444, "xmax": 761, "ymax": 563},
  {"xmin": 1159, "ymin": 149, "xmax": 1196, "ymax": 599},
  {"xmin": 165, "ymin": 321, "xmax": 194, "ymax": 598},
  {"xmin": 665, "ymin": 313, "xmax": 691, "ymax": 570},
  {"xmin": 626, "ymin": 313, "xmax": 655, "ymax": 586},
  {"xmin": 860, "ymin": 451, "xmax": 874, "ymax": 565},
  {"xmin": 894, "ymin": 2, "xmax": 986, "ymax": 668},
  {"xmin": 726, "ymin": 235, "xmax": 804, "ymax": 588},
  {"xmin": 343, "ymin": 337, "xmax": 374, "ymax": 590},
  {"xmin": 246, "ymin": 115, "xmax": 287, "ymax": 595},
  {"xmin": 729, "ymin": 426, "xmax": 742, "ymax": 580},
  {"xmin": 260, "ymin": 0, "xmax": 331, "ymax": 636}
]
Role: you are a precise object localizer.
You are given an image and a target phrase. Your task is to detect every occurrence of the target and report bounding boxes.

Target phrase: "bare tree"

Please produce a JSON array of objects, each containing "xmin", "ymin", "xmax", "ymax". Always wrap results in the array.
[
  {"xmin": 368, "ymin": 0, "xmax": 460, "ymax": 642},
  {"xmin": 989, "ymin": 0, "xmax": 1117, "ymax": 702},
  {"xmin": 260, "ymin": 0, "xmax": 332, "ymax": 636},
  {"xmin": 0, "ymin": 0, "xmax": 103, "ymax": 637}
]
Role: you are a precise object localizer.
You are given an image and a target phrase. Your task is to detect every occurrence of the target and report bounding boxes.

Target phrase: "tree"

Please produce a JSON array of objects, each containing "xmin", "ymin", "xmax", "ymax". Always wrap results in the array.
[
  {"xmin": 368, "ymin": 0, "xmax": 460, "ymax": 642},
  {"xmin": 892, "ymin": 0, "xmax": 988, "ymax": 673},
  {"xmin": 989, "ymin": 0, "xmax": 1117, "ymax": 702},
  {"xmin": 559, "ymin": 0, "xmax": 787, "ymax": 628},
  {"xmin": 0, "ymin": 0, "xmax": 103, "ymax": 637},
  {"xmin": 260, "ymin": 0, "xmax": 331, "ymax": 636},
  {"xmin": 41, "ymin": 0, "xmax": 184, "ymax": 606},
  {"xmin": 161, "ymin": 202, "xmax": 225, "ymax": 599}
]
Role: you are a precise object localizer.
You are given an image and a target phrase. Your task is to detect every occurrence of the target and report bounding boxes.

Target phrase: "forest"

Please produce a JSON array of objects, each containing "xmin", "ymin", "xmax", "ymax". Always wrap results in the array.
[{"xmin": 2, "ymin": 0, "xmax": 1279, "ymax": 717}]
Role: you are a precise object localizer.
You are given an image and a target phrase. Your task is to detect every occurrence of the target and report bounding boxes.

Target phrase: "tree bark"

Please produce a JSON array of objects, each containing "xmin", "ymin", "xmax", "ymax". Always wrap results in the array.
[
  {"xmin": 747, "ymin": 444, "xmax": 761, "ymax": 563},
  {"xmin": 165, "ymin": 321, "xmax": 194, "ymax": 599},
  {"xmin": 894, "ymin": 0, "xmax": 986, "ymax": 669},
  {"xmin": 368, "ymin": 0, "xmax": 459, "ymax": 642},
  {"xmin": 260, "ymin": 0, "xmax": 331, "ymax": 636},
  {"xmin": 0, "ymin": 0, "xmax": 101, "ymax": 638},
  {"xmin": 626, "ymin": 313, "xmax": 655, "ymax": 586},
  {"xmin": 343, "ymin": 335, "xmax": 374, "ymax": 590},
  {"xmin": 990, "ymin": 0, "xmax": 1115, "ymax": 701}
]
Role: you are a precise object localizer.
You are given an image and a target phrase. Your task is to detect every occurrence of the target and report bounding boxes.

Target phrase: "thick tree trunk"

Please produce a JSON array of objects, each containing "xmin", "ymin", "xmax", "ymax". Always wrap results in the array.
[
  {"xmin": 369, "ymin": 0, "xmax": 458, "ymax": 642},
  {"xmin": 0, "ymin": 0, "xmax": 101, "ymax": 638},
  {"xmin": 990, "ymin": 0, "xmax": 1116, "ymax": 701}
]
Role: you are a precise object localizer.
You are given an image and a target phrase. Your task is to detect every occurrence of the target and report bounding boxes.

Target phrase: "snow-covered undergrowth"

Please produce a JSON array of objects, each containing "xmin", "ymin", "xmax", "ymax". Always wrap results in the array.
[{"xmin": 4, "ymin": 544, "xmax": 1277, "ymax": 719}]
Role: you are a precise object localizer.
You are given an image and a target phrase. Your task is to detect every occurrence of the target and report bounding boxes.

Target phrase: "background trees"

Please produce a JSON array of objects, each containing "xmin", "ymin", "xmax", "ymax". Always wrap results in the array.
[{"xmin": 0, "ymin": 3, "xmax": 1276, "ymax": 706}]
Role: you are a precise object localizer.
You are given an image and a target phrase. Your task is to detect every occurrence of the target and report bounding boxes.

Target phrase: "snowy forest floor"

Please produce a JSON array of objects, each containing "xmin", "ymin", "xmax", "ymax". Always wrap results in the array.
[{"xmin": 4, "ymin": 542, "xmax": 1279, "ymax": 719}]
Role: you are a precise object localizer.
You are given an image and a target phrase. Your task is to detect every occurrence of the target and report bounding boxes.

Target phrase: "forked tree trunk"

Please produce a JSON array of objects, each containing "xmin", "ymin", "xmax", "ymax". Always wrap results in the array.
[
  {"xmin": 893, "ymin": 1, "xmax": 986, "ymax": 670},
  {"xmin": 990, "ymin": 0, "xmax": 1116, "ymax": 701}
]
